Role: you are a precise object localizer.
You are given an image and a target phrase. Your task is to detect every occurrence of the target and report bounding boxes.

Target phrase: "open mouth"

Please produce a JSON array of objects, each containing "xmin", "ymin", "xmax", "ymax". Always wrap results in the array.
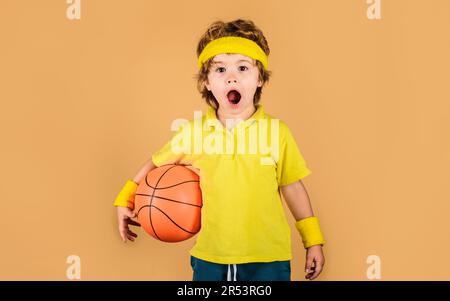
[{"xmin": 227, "ymin": 90, "xmax": 241, "ymax": 105}]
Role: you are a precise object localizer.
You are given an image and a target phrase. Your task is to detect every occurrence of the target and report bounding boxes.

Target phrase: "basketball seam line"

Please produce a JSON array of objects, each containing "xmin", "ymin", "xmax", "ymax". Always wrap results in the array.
[
  {"xmin": 135, "ymin": 193, "xmax": 202, "ymax": 208},
  {"xmin": 145, "ymin": 180, "xmax": 199, "ymax": 190},
  {"xmin": 146, "ymin": 164, "xmax": 179, "ymax": 241},
  {"xmin": 143, "ymin": 204, "xmax": 197, "ymax": 235}
]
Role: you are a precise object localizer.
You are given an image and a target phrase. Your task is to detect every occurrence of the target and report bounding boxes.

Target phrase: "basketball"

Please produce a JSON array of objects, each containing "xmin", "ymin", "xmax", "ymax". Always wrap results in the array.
[{"xmin": 133, "ymin": 164, "xmax": 202, "ymax": 242}]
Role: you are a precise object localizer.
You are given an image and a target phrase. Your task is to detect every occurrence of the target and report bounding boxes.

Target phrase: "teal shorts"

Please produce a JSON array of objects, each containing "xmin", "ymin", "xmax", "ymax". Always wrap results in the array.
[{"xmin": 190, "ymin": 256, "xmax": 291, "ymax": 281}]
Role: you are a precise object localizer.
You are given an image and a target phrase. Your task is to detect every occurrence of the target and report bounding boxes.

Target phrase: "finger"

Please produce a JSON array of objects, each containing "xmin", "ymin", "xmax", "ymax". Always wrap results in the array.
[
  {"xmin": 185, "ymin": 165, "xmax": 200, "ymax": 175},
  {"xmin": 309, "ymin": 266, "xmax": 322, "ymax": 280},
  {"xmin": 305, "ymin": 256, "xmax": 314, "ymax": 274},
  {"xmin": 309, "ymin": 261, "xmax": 323, "ymax": 280},
  {"xmin": 127, "ymin": 229, "xmax": 138, "ymax": 237},
  {"xmin": 305, "ymin": 266, "xmax": 315, "ymax": 279},
  {"xmin": 120, "ymin": 229, "xmax": 127, "ymax": 243},
  {"xmin": 128, "ymin": 219, "xmax": 141, "ymax": 227},
  {"xmin": 126, "ymin": 234, "xmax": 135, "ymax": 242},
  {"xmin": 118, "ymin": 220, "xmax": 126, "ymax": 242}
]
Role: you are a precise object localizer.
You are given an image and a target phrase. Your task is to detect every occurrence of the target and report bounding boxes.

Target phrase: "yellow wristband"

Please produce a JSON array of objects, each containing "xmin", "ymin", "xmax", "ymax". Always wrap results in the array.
[
  {"xmin": 113, "ymin": 180, "xmax": 138, "ymax": 209},
  {"xmin": 295, "ymin": 216, "xmax": 326, "ymax": 249}
]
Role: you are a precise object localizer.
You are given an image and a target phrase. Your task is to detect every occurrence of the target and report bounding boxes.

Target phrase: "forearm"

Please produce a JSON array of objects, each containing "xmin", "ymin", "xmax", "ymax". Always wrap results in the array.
[
  {"xmin": 281, "ymin": 180, "xmax": 314, "ymax": 220},
  {"xmin": 132, "ymin": 157, "xmax": 156, "ymax": 184},
  {"xmin": 281, "ymin": 180, "xmax": 325, "ymax": 248}
]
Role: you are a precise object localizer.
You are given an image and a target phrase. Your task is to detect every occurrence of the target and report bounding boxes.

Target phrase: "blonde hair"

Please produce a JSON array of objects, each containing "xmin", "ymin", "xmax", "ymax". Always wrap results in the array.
[{"xmin": 195, "ymin": 19, "xmax": 272, "ymax": 109}]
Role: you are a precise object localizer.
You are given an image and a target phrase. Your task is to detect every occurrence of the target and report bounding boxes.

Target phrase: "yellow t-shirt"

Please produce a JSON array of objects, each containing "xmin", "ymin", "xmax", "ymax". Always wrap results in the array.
[{"xmin": 151, "ymin": 104, "xmax": 312, "ymax": 264}]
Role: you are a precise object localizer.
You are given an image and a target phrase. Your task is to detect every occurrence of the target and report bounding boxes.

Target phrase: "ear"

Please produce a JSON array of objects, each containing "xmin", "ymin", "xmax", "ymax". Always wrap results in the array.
[
  {"xmin": 257, "ymin": 79, "xmax": 263, "ymax": 88},
  {"xmin": 205, "ymin": 79, "xmax": 211, "ymax": 91}
]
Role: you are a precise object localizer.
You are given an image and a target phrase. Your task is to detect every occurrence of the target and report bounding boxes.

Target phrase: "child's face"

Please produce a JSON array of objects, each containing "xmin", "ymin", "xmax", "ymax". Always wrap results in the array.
[{"xmin": 205, "ymin": 53, "xmax": 262, "ymax": 113}]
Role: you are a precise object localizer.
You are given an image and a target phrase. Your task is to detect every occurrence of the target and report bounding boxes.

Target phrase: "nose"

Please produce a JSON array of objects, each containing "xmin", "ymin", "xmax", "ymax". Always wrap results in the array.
[{"xmin": 225, "ymin": 69, "xmax": 238, "ymax": 84}]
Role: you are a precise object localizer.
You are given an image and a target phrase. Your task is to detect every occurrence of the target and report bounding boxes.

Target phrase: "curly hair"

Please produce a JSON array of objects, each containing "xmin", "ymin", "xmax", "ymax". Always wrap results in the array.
[{"xmin": 195, "ymin": 19, "xmax": 272, "ymax": 109}]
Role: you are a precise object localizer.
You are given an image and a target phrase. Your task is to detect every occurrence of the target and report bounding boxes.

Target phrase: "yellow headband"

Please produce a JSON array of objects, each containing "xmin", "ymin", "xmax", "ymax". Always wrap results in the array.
[{"xmin": 197, "ymin": 36, "xmax": 268, "ymax": 70}]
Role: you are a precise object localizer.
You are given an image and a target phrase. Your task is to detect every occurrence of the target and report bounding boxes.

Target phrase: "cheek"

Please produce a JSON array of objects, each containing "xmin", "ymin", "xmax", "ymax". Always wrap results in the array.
[
  {"xmin": 206, "ymin": 76, "xmax": 221, "ymax": 89},
  {"xmin": 244, "ymin": 77, "xmax": 260, "ymax": 92},
  {"xmin": 248, "ymin": 71, "xmax": 261, "ymax": 87}
]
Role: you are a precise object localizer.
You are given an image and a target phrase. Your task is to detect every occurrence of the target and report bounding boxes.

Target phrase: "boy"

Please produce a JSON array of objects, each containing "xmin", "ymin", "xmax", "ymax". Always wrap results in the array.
[{"xmin": 114, "ymin": 19, "xmax": 325, "ymax": 281}]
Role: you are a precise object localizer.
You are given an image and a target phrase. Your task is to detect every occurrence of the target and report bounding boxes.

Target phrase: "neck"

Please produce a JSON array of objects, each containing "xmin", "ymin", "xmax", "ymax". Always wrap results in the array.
[{"xmin": 217, "ymin": 105, "xmax": 257, "ymax": 129}]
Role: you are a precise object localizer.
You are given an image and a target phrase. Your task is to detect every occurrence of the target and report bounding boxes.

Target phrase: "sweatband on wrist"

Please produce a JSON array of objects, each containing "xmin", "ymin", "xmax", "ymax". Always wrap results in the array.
[
  {"xmin": 295, "ymin": 216, "xmax": 326, "ymax": 249},
  {"xmin": 197, "ymin": 36, "xmax": 269, "ymax": 70},
  {"xmin": 113, "ymin": 180, "xmax": 138, "ymax": 209}
]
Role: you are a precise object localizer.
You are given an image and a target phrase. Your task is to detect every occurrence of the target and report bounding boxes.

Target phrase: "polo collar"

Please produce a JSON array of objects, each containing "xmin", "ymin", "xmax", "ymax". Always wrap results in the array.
[{"xmin": 205, "ymin": 104, "xmax": 265, "ymax": 129}]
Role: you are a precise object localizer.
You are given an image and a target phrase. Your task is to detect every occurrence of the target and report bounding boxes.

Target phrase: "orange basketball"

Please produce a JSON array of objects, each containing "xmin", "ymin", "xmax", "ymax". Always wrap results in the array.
[{"xmin": 133, "ymin": 164, "xmax": 202, "ymax": 242}]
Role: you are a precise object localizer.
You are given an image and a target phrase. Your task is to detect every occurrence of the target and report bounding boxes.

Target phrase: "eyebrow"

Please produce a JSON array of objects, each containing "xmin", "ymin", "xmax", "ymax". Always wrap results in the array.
[{"xmin": 212, "ymin": 59, "xmax": 253, "ymax": 65}]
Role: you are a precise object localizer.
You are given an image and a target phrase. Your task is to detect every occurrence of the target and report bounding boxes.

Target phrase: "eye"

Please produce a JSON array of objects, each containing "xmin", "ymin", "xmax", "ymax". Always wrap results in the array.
[
  {"xmin": 239, "ymin": 66, "xmax": 249, "ymax": 71},
  {"xmin": 215, "ymin": 67, "xmax": 226, "ymax": 73}
]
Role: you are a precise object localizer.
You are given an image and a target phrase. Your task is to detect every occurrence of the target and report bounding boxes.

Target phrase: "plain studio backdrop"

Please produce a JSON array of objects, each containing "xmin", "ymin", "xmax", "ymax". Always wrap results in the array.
[{"xmin": 0, "ymin": 0, "xmax": 449, "ymax": 280}]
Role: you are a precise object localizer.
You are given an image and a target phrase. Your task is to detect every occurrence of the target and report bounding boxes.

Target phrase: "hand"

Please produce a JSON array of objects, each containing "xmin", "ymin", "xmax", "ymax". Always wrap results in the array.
[
  {"xmin": 117, "ymin": 206, "xmax": 141, "ymax": 243},
  {"xmin": 185, "ymin": 165, "xmax": 200, "ymax": 176},
  {"xmin": 305, "ymin": 245, "xmax": 325, "ymax": 280}
]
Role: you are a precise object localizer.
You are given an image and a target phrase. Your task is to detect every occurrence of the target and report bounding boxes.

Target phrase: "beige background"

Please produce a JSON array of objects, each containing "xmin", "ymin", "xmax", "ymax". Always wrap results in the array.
[{"xmin": 1, "ymin": 0, "xmax": 449, "ymax": 280}]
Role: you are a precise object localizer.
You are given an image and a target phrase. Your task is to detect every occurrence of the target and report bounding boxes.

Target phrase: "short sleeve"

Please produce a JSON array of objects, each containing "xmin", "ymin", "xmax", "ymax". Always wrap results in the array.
[
  {"xmin": 276, "ymin": 123, "xmax": 312, "ymax": 186},
  {"xmin": 151, "ymin": 121, "xmax": 194, "ymax": 167}
]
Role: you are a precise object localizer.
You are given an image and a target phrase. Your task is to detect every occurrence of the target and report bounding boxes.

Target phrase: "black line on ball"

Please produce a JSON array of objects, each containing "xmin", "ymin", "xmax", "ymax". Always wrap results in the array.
[
  {"xmin": 137, "ymin": 204, "xmax": 198, "ymax": 235},
  {"xmin": 147, "ymin": 164, "xmax": 179, "ymax": 241},
  {"xmin": 144, "ymin": 180, "xmax": 199, "ymax": 190},
  {"xmin": 135, "ymin": 193, "xmax": 202, "ymax": 208}
]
